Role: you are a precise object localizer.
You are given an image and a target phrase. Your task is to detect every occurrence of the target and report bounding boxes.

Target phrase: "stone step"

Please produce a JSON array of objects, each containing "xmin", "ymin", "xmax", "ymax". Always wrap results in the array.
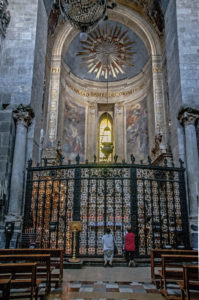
[{"xmin": 64, "ymin": 257, "xmax": 150, "ymax": 268}]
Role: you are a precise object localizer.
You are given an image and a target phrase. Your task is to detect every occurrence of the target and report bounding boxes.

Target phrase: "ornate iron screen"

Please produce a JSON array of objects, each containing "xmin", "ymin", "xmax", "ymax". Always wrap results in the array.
[{"xmin": 22, "ymin": 157, "xmax": 189, "ymax": 257}]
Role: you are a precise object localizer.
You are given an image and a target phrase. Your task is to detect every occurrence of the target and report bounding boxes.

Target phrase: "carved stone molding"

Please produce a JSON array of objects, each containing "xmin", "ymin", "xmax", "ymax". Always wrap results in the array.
[
  {"xmin": 0, "ymin": 0, "xmax": 10, "ymax": 37},
  {"xmin": 13, "ymin": 105, "xmax": 35, "ymax": 127},
  {"xmin": 178, "ymin": 107, "xmax": 199, "ymax": 127}
]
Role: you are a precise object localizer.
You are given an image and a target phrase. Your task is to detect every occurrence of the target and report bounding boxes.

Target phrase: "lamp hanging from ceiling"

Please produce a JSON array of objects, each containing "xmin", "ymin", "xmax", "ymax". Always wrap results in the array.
[
  {"xmin": 101, "ymin": 63, "xmax": 114, "ymax": 160},
  {"xmin": 59, "ymin": 0, "xmax": 116, "ymax": 33}
]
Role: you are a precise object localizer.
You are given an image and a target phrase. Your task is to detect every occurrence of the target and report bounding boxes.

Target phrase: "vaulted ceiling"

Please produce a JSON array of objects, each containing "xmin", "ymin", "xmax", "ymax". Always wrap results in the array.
[{"xmin": 64, "ymin": 20, "xmax": 149, "ymax": 82}]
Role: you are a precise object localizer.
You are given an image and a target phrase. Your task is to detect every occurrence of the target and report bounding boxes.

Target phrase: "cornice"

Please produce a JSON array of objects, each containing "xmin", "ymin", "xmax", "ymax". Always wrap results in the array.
[
  {"xmin": 60, "ymin": 58, "xmax": 151, "ymax": 105},
  {"xmin": 178, "ymin": 106, "xmax": 199, "ymax": 127}
]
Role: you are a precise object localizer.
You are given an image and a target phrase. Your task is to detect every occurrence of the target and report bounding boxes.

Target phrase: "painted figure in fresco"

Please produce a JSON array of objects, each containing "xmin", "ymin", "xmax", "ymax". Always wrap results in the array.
[
  {"xmin": 70, "ymin": 123, "xmax": 83, "ymax": 154},
  {"xmin": 63, "ymin": 101, "xmax": 85, "ymax": 159},
  {"xmin": 126, "ymin": 101, "xmax": 148, "ymax": 157},
  {"xmin": 126, "ymin": 103, "xmax": 141, "ymax": 128}
]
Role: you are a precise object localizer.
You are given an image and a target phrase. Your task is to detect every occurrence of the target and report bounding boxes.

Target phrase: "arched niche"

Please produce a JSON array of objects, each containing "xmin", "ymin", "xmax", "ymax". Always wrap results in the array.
[
  {"xmin": 98, "ymin": 112, "xmax": 114, "ymax": 162},
  {"xmin": 45, "ymin": 4, "xmax": 168, "ymax": 161}
]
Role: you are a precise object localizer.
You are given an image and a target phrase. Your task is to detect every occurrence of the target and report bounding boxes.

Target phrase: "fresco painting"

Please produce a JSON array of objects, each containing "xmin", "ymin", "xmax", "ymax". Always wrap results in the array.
[
  {"xmin": 63, "ymin": 100, "xmax": 85, "ymax": 161},
  {"xmin": 126, "ymin": 99, "xmax": 149, "ymax": 160}
]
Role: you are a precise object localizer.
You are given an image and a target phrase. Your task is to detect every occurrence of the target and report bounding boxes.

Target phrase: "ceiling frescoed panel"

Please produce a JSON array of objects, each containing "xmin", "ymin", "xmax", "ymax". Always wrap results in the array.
[{"xmin": 64, "ymin": 20, "xmax": 149, "ymax": 82}]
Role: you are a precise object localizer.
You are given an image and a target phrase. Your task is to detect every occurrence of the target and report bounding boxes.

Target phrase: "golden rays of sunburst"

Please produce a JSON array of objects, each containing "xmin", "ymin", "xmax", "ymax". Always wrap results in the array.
[{"xmin": 77, "ymin": 24, "xmax": 136, "ymax": 79}]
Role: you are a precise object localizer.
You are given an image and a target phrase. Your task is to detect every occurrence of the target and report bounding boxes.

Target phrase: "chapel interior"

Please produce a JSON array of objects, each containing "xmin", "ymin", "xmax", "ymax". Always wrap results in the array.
[{"xmin": 0, "ymin": 1, "xmax": 198, "ymax": 299}]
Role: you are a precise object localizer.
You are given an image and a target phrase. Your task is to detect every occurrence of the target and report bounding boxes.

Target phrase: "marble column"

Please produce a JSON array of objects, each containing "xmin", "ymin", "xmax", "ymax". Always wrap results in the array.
[
  {"xmin": 5, "ymin": 105, "xmax": 34, "ymax": 247},
  {"xmin": 178, "ymin": 107, "xmax": 199, "ymax": 248}
]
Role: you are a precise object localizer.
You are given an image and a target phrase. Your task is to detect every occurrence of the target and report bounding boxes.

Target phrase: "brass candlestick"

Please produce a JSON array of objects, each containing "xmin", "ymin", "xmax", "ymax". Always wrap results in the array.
[{"xmin": 68, "ymin": 221, "xmax": 82, "ymax": 263}]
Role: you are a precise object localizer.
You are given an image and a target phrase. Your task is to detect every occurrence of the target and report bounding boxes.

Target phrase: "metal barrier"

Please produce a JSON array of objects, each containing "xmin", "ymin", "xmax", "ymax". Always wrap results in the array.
[{"xmin": 22, "ymin": 155, "xmax": 189, "ymax": 257}]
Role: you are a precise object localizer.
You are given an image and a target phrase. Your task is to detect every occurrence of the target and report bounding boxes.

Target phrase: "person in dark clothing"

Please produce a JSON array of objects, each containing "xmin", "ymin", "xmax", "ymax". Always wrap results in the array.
[{"xmin": 124, "ymin": 226, "xmax": 136, "ymax": 267}]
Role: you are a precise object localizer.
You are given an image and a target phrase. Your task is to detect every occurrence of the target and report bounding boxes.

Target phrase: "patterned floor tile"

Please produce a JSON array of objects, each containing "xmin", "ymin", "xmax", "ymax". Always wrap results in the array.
[
  {"xmin": 146, "ymin": 289, "xmax": 160, "ymax": 294},
  {"xmin": 106, "ymin": 288, "xmax": 120, "ymax": 292},
  {"xmin": 119, "ymin": 287, "xmax": 134, "ymax": 293},
  {"xmin": 69, "ymin": 283, "xmax": 82, "ymax": 288},
  {"xmin": 79, "ymin": 287, "xmax": 94, "ymax": 292},
  {"xmin": 130, "ymin": 282, "xmax": 143, "ymax": 286},
  {"xmin": 46, "ymin": 279, "xmax": 162, "ymax": 299},
  {"xmin": 106, "ymin": 283, "xmax": 119, "ymax": 288},
  {"xmin": 143, "ymin": 283, "xmax": 156, "ymax": 289},
  {"xmin": 119, "ymin": 284, "xmax": 133, "ymax": 289},
  {"xmin": 132, "ymin": 288, "xmax": 147, "ymax": 293},
  {"xmin": 68, "ymin": 288, "xmax": 80, "ymax": 292}
]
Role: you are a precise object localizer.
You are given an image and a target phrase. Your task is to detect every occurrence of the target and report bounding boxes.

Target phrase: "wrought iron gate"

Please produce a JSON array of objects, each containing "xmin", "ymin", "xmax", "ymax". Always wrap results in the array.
[{"xmin": 23, "ymin": 156, "xmax": 189, "ymax": 257}]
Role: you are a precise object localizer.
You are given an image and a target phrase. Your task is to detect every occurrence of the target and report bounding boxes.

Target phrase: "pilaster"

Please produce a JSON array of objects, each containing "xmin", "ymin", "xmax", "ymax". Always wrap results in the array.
[
  {"xmin": 178, "ymin": 107, "xmax": 199, "ymax": 249},
  {"xmin": 47, "ymin": 57, "xmax": 61, "ymax": 145},
  {"xmin": 86, "ymin": 102, "xmax": 97, "ymax": 162},
  {"xmin": 114, "ymin": 103, "xmax": 125, "ymax": 161},
  {"xmin": 151, "ymin": 56, "xmax": 168, "ymax": 159}
]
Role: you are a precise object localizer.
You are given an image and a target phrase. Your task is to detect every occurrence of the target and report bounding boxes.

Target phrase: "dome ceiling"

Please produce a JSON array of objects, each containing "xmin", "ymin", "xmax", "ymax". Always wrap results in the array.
[{"xmin": 64, "ymin": 20, "xmax": 149, "ymax": 82}]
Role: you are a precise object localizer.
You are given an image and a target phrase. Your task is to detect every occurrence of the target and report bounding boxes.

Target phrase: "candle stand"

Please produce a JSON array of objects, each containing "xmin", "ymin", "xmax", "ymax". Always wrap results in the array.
[{"xmin": 68, "ymin": 221, "xmax": 82, "ymax": 263}]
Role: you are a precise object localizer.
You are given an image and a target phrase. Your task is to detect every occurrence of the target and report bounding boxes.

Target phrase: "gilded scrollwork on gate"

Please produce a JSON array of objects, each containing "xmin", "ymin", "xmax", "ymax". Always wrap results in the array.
[{"xmin": 23, "ymin": 160, "xmax": 188, "ymax": 256}]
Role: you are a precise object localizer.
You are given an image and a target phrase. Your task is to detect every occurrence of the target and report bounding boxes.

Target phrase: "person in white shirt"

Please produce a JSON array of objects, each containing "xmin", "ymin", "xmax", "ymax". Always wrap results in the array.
[{"xmin": 102, "ymin": 228, "xmax": 114, "ymax": 267}]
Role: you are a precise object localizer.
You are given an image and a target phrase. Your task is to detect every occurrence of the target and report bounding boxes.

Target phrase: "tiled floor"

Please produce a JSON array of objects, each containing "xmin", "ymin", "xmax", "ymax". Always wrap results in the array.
[{"xmin": 46, "ymin": 266, "xmax": 166, "ymax": 300}]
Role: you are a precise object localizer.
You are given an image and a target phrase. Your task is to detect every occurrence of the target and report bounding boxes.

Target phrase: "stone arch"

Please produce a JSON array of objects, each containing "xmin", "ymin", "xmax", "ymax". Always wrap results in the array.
[{"xmin": 46, "ymin": 4, "xmax": 167, "ymax": 154}]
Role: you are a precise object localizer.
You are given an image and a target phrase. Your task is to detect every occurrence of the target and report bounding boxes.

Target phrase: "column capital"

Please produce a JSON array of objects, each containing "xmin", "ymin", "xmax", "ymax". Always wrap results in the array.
[
  {"xmin": 114, "ymin": 102, "xmax": 124, "ymax": 114},
  {"xmin": 13, "ymin": 104, "xmax": 35, "ymax": 127},
  {"xmin": 178, "ymin": 107, "xmax": 199, "ymax": 127},
  {"xmin": 88, "ymin": 102, "xmax": 97, "ymax": 114}
]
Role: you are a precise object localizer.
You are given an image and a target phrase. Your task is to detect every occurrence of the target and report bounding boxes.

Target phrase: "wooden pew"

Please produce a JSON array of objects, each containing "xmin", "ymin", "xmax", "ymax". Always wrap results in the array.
[
  {"xmin": 0, "ymin": 254, "xmax": 51, "ymax": 293},
  {"xmin": 150, "ymin": 249, "xmax": 198, "ymax": 288},
  {"xmin": 0, "ymin": 262, "xmax": 41, "ymax": 300},
  {"xmin": 159, "ymin": 255, "xmax": 198, "ymax": 299},
  {"xmin": 0, "ymin": 279, "xmax": 11, "ymax": 300},
  {"xmin": 0, "ymin": 248, "xmax": 64, "ymax": 285},
  {"xmin": 177, "ymin": 265, "xmax": 199, "ymax": 300}
]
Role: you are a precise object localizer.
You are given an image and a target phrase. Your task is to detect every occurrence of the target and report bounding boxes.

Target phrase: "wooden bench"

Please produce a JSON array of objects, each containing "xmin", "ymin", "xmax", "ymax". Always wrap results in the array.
[
  {"xmin": 0, "ymin": 262, "xmax": 41, "ymax": 300},
  {"xmin": 0, "ymin": 279, "xmax": 11, "ymax": 300},
  {"xmin": 150, "ymin": 249, "xmax": 198, "ymax": 288},
  {"xmin": 177, "ymin": 265, "xmax": 199, "ymax": 300},
  {"xmin": 0, "ymin": 248, "xmax": 64, "ymax": 285},
  {"xmin": 159, "ymin": 255, "xmax": 198, "ymax": 299},
  {"xmin": 0, "ymin": 254, "xmax": 51, "ymax": 293}
]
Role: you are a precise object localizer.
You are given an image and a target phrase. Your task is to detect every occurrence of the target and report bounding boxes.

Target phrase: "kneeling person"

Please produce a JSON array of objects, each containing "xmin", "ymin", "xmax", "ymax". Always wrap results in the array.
[{"xmin": 102, "ymin": 228, "xmax": 114, "ymax": 267}]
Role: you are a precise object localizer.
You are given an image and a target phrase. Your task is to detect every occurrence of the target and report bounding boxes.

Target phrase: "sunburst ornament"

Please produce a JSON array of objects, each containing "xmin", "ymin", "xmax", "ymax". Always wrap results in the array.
[{"xmin": 77, "ymin": 24, "xmax": 135, "ymax": 79}]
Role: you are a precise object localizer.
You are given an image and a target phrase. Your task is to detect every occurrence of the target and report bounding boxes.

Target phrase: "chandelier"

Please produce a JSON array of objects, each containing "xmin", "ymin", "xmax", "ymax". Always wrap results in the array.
[
  {"xmin": 101, "ymin": 61, "xmax": 114, "ymax": 160},
  {"xmin": 59, "ymin": 0, "xmax": 116, "ymax": 33}
]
